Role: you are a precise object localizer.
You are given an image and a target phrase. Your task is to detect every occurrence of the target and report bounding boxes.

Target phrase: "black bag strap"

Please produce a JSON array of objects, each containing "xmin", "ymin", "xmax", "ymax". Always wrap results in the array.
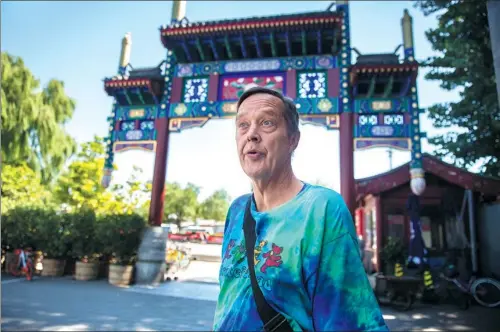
[{"xmin": 243, "ymin": 197, "xmax": 294, "ymax": 332}]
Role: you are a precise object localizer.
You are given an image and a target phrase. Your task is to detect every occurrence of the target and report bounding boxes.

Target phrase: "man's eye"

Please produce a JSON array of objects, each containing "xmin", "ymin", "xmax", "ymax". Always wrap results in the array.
[
  {"xmin": 238, "ymin": 122, "xmax": 249, "ymax": 128},
  {"xmin": 262, "ymin": 120, "xmax": 274, "ymax": 126}
]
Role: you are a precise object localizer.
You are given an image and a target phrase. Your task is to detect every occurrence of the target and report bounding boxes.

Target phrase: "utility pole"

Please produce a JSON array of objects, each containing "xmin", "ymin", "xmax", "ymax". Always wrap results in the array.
[{"xmin": 487, "ymin": 1, "xmax": 500, "ymax": 107}]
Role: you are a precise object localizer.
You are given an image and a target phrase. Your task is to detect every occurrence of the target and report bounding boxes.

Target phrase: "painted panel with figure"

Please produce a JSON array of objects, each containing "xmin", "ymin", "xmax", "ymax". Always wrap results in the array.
[{"xmin": 219, "ymin": 74, "xmax": 285, "ymax": 101}]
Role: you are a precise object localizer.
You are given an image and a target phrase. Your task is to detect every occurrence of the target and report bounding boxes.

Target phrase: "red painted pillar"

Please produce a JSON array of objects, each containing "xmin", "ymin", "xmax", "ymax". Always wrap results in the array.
[
  {"xmin": 374, "ymin": 195, "xmax": 383, "ymax": 272},
  {"xmin": 149, "ymin": 117, "xmax": 170, "ymax": 226},
  {"xmin": 339, "ymin": 112, "xmax": 355, "ymax": 218}
]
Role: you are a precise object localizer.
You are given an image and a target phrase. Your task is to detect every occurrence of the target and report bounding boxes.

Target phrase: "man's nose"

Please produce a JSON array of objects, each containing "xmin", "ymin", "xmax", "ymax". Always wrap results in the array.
[{"xmin": 246, "ymin": 124, "xmax": 261, "ymax": 142}]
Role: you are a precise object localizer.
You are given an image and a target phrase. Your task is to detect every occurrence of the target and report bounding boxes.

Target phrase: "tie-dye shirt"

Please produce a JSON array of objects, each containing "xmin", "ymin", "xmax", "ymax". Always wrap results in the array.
[{"xmin": 213, "ymin": 183, "xmax": 388, "ymax": 331}]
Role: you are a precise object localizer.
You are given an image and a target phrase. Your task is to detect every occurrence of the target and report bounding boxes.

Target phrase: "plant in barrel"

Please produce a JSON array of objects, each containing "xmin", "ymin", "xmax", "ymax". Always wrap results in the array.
[
  {"xmin": 66, "ymin": 209, "xmax": 102, "ymax": 280},
  {"xmin": 96, "ymin": 213, "xmax": 147, "ymax": 286}
]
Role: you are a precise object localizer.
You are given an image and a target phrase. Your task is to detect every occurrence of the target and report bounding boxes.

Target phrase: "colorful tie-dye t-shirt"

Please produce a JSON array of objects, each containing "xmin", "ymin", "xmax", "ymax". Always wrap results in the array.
[{"xmin": 213, "ymin": 183, "xmax": 388, "ymax": 331}]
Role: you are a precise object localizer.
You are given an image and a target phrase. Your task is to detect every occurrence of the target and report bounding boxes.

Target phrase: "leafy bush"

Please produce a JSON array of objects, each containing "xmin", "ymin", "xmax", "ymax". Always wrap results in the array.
[
  {"xmin": 381, "ymin": 237, "xmax": 407, "ymax": 265},
  {"xmin": 1, "ymin": 207, "xmax": 40, "ymax": 249},
  {"xmin": 96, "ymin": 213, "xmax": 147, "ymax": 266},
  {"xmin": 34, "ymin": 210, "xmax": 69, "ymax": 259},
  {"xmin": 65, "ymin": 209, "xmax": 100, "ymax": 262}
]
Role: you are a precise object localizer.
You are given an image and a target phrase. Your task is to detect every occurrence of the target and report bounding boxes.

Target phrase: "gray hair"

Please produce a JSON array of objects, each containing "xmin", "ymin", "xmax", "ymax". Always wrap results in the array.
[{"xmin": 236, "ymin": 86, "xmax": 300, "ymax": 137}]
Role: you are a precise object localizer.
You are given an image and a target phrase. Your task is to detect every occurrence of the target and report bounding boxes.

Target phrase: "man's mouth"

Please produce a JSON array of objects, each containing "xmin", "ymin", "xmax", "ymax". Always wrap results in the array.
[{"xmin": 246, "ymin": 150, "xmax": 263, "ymax": 157}]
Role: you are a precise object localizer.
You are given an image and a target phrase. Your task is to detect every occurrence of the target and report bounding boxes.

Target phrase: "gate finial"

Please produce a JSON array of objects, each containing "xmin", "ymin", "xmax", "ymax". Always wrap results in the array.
[
  {"xmin": 401, "ymin": 9, "xmax": 414, "ymax": 50},
  {"xmin": 171, "ymin": 0, "xmax": 187, "ymax": 24}
]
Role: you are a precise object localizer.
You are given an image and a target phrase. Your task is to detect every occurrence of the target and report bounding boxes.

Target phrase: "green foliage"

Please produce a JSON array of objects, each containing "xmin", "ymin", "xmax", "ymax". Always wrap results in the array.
[
  {"xmin": 414, "ymin": 0, "xmax": 500, "ymax": 177},
  {"xmin": 198, "ymin": 189, "xmax": 230, "ymax": 221},
  {"xmin": 96, "ymin": 213, "xmax": 147, "ymax": 265},
  {"xmin": 1, "ymin": 163, "xmax": 54, "ymax": 214},
  {"xmin": 1, "ymin": 52, "xmax": 76, "ymax": 183},
  {"xmin": 381, "ymin": 237, "xmax": 407, "ymax": 265},
  {"xmin": 33, "ymin": 210, "xmax": 69, "ymax": 259},
  {"xmin": 1, "ymin": 207, "xmax": 40, "ymax": 249},
  {"xmin": 112, "ymin": 166, "xmax": 152, "ymax": 218},
  {"xmin": 54, "ymin": 136, "xmax": 130, "ymax": 215},
  {"xmin": 65, "ymin": 209, "xmax": 100, "ymax": 262},
  {"xmin": 163, "ymin": 182, "xmax": 201, "ymax": 226}
]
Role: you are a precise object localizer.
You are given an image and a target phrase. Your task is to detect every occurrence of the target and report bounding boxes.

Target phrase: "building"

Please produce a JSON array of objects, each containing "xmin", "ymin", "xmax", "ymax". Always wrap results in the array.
[{"xmin": 355, "ymin": 153, "xmax": 500, "ymax": 276}]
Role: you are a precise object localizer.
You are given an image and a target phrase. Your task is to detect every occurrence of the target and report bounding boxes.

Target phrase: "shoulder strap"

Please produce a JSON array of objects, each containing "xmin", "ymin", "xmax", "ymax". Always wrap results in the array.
[{"xmin": 243, "ymin": 197, "xmax": 293, "ymax": 332}]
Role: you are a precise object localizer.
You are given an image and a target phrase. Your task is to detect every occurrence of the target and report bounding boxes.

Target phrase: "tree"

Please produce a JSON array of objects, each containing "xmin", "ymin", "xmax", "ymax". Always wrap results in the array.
[
  {"xmin": 1, "ymin": 52, "xmax": 76, "ymax": 183},
  {"xmin": 54, "ymin": 136, "xmax": 128, "ymax": 215},
  {"xmin": 113, "ymin": 166, "xmax": 152, "ymax": 218},
  {"xmin": 198, "ymin": 189, "xmax": 231, "ymax": 221},
  {"xmin": 163, "ymin": 182, "xmax": 200, "ymax": 227},
  {"xmin": 1, "ymin": 163, "xmax": 54, "ymax": 214},
  {"xmin": 414, "ymin": 0, "xmax": 500, "ymax": 177}
]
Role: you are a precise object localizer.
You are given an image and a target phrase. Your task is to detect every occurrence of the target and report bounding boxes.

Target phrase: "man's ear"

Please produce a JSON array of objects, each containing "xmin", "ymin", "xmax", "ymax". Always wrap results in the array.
[{"xmin": 289, "ymin": 131, "xmax": 300, "ymax": 153}]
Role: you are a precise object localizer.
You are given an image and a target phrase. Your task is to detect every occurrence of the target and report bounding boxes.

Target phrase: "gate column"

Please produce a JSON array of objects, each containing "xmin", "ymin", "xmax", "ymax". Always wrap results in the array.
[
  {"xmin": 149, "ymin": 117, "xmax": 170, "ymax": 226},
  {"xmin": 339, "ymin": 112, "xmax": 356, "ymax": 217}
]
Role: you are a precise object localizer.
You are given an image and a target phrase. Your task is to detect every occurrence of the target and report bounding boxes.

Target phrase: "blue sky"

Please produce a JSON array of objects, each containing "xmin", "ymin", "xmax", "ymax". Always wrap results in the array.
[{"xmin": 1, "ymin": 1, "xmax": 458, "ymax": 201}]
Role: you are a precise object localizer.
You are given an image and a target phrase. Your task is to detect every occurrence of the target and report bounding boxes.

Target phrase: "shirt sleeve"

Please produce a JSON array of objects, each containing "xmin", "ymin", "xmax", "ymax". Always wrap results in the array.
[{"xmin": 309, "ymin": 232, "xmax": 388, "ymax": 331}]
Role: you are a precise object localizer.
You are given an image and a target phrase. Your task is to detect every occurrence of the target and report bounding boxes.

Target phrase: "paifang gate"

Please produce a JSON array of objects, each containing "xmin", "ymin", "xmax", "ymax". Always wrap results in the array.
[{"xmin": 101, "ymin": 0, "xmax": 427, "ymax": 226}]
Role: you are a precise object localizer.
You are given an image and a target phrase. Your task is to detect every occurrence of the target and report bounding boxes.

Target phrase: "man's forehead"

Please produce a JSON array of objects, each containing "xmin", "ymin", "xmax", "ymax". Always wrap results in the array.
[{"xmin": 237, "ymin": 93, "xmax": 284, "ymax": 117}]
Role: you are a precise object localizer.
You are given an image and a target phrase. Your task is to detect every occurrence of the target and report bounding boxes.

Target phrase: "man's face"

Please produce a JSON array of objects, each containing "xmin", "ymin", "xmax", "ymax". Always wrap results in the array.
[{"xmin": 235, "ymin": 93, "xmax": 299, "ymax": 180}]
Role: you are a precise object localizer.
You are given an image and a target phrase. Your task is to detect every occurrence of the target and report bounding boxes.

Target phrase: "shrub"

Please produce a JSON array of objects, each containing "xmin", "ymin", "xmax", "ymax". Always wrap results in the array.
[
  {"xmin": 34, "ymin": 210, "xmax": 69, "ymax": 259},
  {"xmin": 381, "ymin": 237, "xmax": 407, "ymax": 265},
  {"xmin": 65, "ymin": 209, "xmax": 100, "ymax": 262},
  {"xmin": 96, "ymin": 213, "xmax": 147, "ymax": 266},
  {"xmin": 2, "ymin": 207, "xmax": 42, "ymax": 249}
]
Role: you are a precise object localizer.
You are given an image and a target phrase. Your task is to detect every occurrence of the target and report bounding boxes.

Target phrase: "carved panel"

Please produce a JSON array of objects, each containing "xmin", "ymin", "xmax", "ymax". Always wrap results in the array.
[
  {"xmin": 355, "ymin": 138, "xmax": 411, "ymax": 151},
  {"xmin": 297, "ymin": 71, "xmax": 327, "ymax": 99},
  {"xmin": 175, "ymin": 55, "xmax": 337, "ymax": 77},
  {"xmin": 219, "ymin": 74, "xmax": 285, "ymax": 101},
  {"xmin": 183, "ymin": 77, "xmax": 209, "ymax": 103},
  {"xmin": 354, "ymin": 97, "xmax": 411, "ymax": 113}
]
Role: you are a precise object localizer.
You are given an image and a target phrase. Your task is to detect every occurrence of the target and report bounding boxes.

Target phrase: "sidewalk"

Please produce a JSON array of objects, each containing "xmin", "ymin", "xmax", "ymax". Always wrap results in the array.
[{"xmin": 2, "ymin": 273, "xmax": 499, "ymax": 331}]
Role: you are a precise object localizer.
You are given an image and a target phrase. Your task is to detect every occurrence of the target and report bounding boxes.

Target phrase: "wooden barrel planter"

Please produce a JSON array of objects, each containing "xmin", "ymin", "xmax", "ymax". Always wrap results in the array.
[
  {"xmin": 41, "ymin": 259, "xmax": 66, "ymax": 277},
  {"xmin": 108, "ymin": 264, "xmax": 134, "ymax": 287},
  {"xmin": 4, "ymin": 252, "xmax": 17, "ymax": 272},
  {"xmin": 74, "ymin": 261, "xmax": 99, "ymax": 281}
]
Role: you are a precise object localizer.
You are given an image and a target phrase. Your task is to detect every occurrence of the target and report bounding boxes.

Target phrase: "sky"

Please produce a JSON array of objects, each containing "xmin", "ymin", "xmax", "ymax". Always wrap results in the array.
[{"xmin": 1, "ymin": 1, "xmax": 460, "ymax": 201}]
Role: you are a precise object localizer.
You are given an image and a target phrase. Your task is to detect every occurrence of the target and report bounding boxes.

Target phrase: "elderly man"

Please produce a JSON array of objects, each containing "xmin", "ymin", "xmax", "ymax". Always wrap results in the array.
[{"xmin": 213, "ymin": 87, "xmax": 387, "ymax": 331}]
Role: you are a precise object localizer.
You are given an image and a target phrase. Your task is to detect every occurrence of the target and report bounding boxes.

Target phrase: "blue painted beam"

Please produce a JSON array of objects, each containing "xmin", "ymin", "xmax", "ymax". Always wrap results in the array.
[
  {"xmin": 132, "ymin": 87, "xmax": 145, "ymax": 105},
  {"xmin": 195, "ymin": 38, "xmax": 205, "ymax": 62},
  {"xmin": 332, "ymin": 30, "xmax": 338, "ymax": 54},
  {"xmin": 285, "ymin": 32, "xmax": 292, "ymax": 57},
  {"xmin": 181, "ymin": 40, "xmax": 192, "ymax": 62},
  {"xmin": 269, "ymin": 32, "xmax": 277, "ymax": 57},
  {"xmin": 383, "ymin": 76, "xmax": 394, "ymax": 98},
  {"xmin": 253, "ymin": 33, "xmax": 262, "ymax": 58},
  {"xmin": 209, "ymin": 38, "xmax": 219, "ymax": 61},
  {"xmin": 239, "ymin": 34, "xmax": 248, "ymax": 58},
  {"xmin": 316, "ymin": 30, "xmax": 322, "ymax": 54},
  {"xmin": 145, "ymin": 86, "xmax": 159, "ymax": 105},
  {"xmin": 224, "ymin": 35, "xmax": 233, "ymax": 59},
  {"xmin": 400, "ymin": 76, "xmax": 412, "ymax": 97},
  {"xmin": 121, "ymin": 89, "xmax": 132, "ymax": 105}
]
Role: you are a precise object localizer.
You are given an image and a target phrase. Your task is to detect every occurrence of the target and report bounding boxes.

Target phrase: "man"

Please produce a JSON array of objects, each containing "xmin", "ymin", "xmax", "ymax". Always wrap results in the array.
[{"xmin": 213, "ymin": 87, "xmax": 388, "ymax": 331}]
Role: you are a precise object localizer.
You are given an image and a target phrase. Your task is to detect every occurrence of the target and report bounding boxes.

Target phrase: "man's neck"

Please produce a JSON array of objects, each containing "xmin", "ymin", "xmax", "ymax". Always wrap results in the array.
[{"xmin": 251, "ymin": 166, "xmax": 303, "ymax": 212}]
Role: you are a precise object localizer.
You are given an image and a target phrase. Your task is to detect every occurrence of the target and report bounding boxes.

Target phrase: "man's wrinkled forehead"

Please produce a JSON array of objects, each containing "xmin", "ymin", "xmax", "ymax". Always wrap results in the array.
[{"xmin": 236, "ymin": 93, "xmax": 285, "ymax": 118}]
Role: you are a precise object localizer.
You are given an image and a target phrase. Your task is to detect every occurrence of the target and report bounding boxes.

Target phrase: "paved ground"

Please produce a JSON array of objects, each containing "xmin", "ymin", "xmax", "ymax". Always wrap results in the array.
[
  {"xmin": 2, "ymin": 258, "xmax": 500, "ymax": 331},
  {"xmin": 3, "ymin": 275, "xmax": 499, "ymax": 331},
  {"xmin": 1, "ymin": 276, "xmax": 215, "ymax": 331}
]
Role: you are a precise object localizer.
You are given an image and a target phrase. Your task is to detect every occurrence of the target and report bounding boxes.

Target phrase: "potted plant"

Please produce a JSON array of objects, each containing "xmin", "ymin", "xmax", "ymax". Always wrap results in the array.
[
  {"xmin": 67, "ymin": 209, "xmax": 101, "ymax": 281},
  {"xmin": 35, "ymin": 210, "xmax": 69, "ymax": 277},
  {"xmin": 2, "ymin": 207, "xmax": 39, "ymax": 272},
  {"xmin": 380, "ymin": 237, "xmax": 407, "ymax": 276},
  {"xmin": 97, "ymin": 213, "xmax": 146, "ymax": 287}
]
